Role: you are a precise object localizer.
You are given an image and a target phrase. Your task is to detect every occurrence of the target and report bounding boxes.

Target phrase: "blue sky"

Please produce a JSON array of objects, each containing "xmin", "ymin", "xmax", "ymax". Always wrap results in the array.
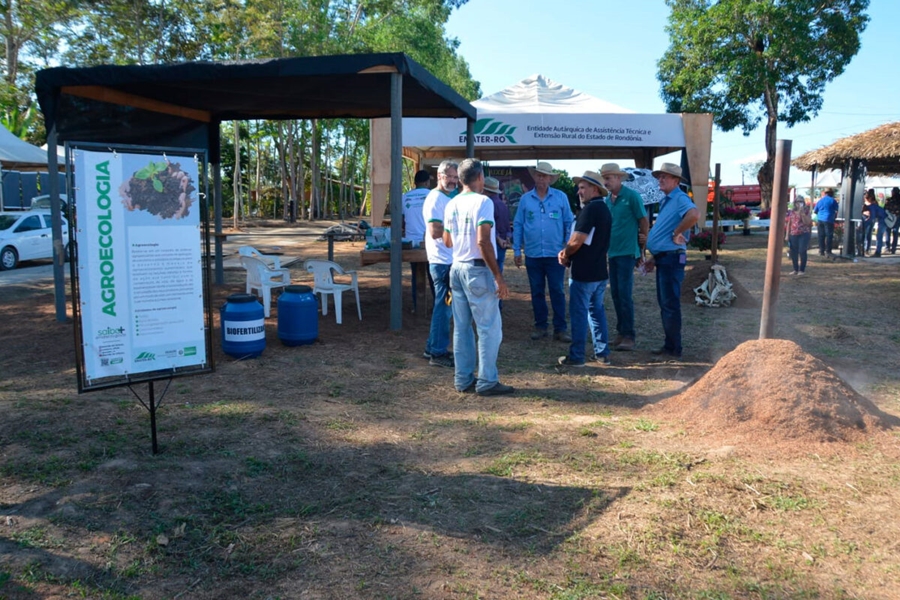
[{"xmin": 445, "ymin": 0, "xmax": 898, "ymax": 187}]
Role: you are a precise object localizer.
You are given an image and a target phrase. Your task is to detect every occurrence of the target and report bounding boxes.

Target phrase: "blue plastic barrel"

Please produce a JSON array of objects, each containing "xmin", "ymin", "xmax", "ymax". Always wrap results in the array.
[
  {"xmin": 278, "ymin": 285, "xmax": 318, "ymax": 346},
  {"xmin": 220, "ymin": 293, "xmax": 266, "ymax": 358}
]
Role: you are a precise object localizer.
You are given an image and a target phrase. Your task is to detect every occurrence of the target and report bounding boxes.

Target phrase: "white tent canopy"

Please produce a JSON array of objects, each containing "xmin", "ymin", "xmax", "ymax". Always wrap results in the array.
[
  {"xmin": 0, "ymin": 124, "xmax": 48, "ymax": 169},
  {"xmin": 403, "ymin": 75, "xmax": 689, "ymax": 163}
]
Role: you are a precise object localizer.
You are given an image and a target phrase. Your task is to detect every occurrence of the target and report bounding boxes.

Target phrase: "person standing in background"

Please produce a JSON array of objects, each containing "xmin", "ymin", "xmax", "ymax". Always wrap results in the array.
[
  {"xmin": 813, "ymin": 188, "xmax": 838, "ymax": 257},
  {"xmin": 401, "ymin": 169, "xmax": 430, "ymax": 246},
  {"xmin": 557, "ymin": 171, "xmax": 612, "ymax": 368},
  {"xmin": 643, "ymin": 163, "xmax": 700, "ymax": 359},
  {"xmin": 421, "ymin": 160, "xmax": 458, "ymax": 368},
  {"xmin": 512, "ymin": 161, "xmax": 574, "ymax": 342},
  {"xmin": 785, "ymin": 197, "xmax": 813, "ymax": 275},
  {"xmin": 600, "ymin": 163, "xmax": 648, "ymax": 352},
  {"xmin": 443, "ymin": 159, "xmax": 513, "ymax": 396},
  {"xmin": 884, "ymin": 187, "xmax": 900, "ymax": 254}
]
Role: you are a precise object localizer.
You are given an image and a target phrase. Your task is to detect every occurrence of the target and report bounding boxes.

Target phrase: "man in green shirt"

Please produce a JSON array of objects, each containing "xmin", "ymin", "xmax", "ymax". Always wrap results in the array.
[{"xmin": 601, "ymin": 163, "xmax": 649, "ymax": 351}]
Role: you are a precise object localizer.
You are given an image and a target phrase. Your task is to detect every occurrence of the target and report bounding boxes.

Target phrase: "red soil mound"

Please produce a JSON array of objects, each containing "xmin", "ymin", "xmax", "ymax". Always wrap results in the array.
[{"xmin": 648, "ymin": 339, "xmax": 897, "ymax": 448}]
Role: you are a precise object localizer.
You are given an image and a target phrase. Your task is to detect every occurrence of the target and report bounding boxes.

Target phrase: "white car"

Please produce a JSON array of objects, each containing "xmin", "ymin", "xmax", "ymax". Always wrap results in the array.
[
  {"xmin": 30, "ymin": 193, "xmax": 70, "ymax": 214},
  {"xmin": 0, "ymin": 210, "xmax": 70, "ymax": 270}
]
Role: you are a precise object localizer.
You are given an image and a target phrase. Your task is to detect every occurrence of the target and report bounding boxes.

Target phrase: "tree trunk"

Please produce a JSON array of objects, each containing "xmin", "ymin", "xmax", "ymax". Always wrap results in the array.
[
  {"xmin": 254, "ymin": 121, "xmax": 261, "ymax": 218},
  {"xmin": 758, "ymin": 86, "xmax": 779, "ymax": 211},
  {"xmin": 232, "ymin": 120, "xmax": 241, "ymax": 229},
  {"xmin": 310, "ymin": 119, "xmax": 319, "ymax": 221}
]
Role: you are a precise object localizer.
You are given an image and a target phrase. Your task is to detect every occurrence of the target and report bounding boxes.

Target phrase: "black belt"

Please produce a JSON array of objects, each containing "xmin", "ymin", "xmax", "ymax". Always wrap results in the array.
[
  {"xmin": 652, "ymin": 250, "xmax": 685, "ymax": 260},
  {"xmin": 459, "ymin": 259, "xmax": 487, "ymax": 267}
]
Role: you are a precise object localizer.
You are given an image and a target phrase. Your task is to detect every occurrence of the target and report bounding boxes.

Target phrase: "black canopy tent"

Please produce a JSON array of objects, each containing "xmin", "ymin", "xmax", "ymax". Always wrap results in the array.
[{"xmin": 35, "ymin": 52, "xmax": 477, "ymax": 328}]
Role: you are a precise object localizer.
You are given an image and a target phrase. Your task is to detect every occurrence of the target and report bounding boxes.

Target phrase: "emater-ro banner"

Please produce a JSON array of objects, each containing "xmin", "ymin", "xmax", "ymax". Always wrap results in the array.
[
  {"xmin": 402, "ymin": 113, "xmax": 685, "ymax": 149},
  {"xmin": 73, "ymin": 148, "xmax": 207, "ymax": 384}
]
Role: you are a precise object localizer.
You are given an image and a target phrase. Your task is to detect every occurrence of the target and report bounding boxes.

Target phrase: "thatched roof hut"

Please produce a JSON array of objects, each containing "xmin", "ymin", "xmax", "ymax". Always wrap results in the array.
[{"xmin": 793, "ymin": 121, "xmax": 900, "ymax": 175}]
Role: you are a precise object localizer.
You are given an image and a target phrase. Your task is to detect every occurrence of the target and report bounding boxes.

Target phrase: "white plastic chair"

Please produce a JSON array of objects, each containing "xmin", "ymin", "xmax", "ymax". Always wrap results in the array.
[
  {"xmin": 304, "ymin": 259, "xmax": 361, "ymax": 324},
  {"xmin": 240, "ymin": 255, "xmax": 291, "ymax": 317},
  {"xmin": 238, "ymin": 245, "xmax": 282, "ymax": 270}
]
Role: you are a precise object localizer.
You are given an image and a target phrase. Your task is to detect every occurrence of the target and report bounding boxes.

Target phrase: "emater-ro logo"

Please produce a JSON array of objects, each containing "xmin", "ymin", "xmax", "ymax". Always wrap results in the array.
[{"xmin": 459, "ymin": 118, "xmax": 517, "ymax": 144}]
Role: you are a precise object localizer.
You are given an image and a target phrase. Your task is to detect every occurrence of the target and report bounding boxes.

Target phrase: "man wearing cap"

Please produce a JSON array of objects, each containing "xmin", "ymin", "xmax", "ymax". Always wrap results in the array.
[
  {"xmin": 644, "ymin": 163, "xmax": 700, "ymax": 359},
  {"xmin": 443, "ymin": 159, "xmax": 514, "ymax": 396},
  {"xmin": 421, "ymin": 160, "xmax": 458, "ymax": 368},
  {"xmin": 402, "ymin": 169, "xmax": 431, "ymax": 245},
  {"xmin": 601, "ymin": 163, "xmax": 649, "ymax": 352},
  {"xmin": 512, "ymin": 161, "xmax": 574, "ymax": 341},
  {"xmin": 484, "ymin": 176, "xmax": 511, "ymax": 274},
  {"xmin": 557, "ymin": 171, "xmax": 613, "ymax": 368}
]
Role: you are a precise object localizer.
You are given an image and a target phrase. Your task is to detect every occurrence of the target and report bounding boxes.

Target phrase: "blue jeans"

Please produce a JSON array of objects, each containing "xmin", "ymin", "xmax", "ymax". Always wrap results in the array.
[
  {"xmin": 654, "ymin": 252, "xmax": 686, "ymax": 355},
  {"xmin": 817, "ymin": 221, "xmax": 834, "ymax": 254},
  {"xmin": 608, "ymin": 255, "xmax": 636, "ymax": 340},
  {"xmin": 425, "ymin": 263, "xmax": 452, "ymax": 357},
  {"xmin": 496, "ymin": 246, "xmax": 507, "ymax": 310},
  {"xmin": 788, "ymin": 232, "xmax": 811, "ymax": 272},
  {"xmin": 892, "ymin": 221, "xmax": 900, "ymax": 253},
  {"xmin": 568, "ymin": 279, "xmax": 609, "ymax": 363},
  {"xmin": 450, "ymin": 263, "xmax": 503, "ymax": 393},
  {"xmin": 525, "ymin": 256, "xmax": 567, "ymax": 332}
]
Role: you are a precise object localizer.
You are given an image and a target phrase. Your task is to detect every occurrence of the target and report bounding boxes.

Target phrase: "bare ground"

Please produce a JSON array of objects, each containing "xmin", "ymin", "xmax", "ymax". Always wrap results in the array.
[{"xmin": 2, "ymin": 225, "xmax": 900, "ymax": 599}]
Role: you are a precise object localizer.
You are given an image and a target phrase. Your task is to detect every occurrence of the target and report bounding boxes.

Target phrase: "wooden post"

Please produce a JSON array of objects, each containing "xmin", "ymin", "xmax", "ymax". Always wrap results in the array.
[
  {"xmin": 47, "ymin": 126, "xmax": 67, "ymax": 322},
  {"xmin": 389, "ymin": 72, "xmax": 403, "ymax": 331},
  {"xmin": 759, "ymin": 140, "xmax": 791, "ymax": 339},
  {"xmin": 711, "ymin": 163, "xmax": 721, "ymax": 263}
]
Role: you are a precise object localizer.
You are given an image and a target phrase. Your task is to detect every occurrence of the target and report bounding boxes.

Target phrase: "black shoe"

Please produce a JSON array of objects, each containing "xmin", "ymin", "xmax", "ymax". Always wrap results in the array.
[
  {"xmin": 530, "ymin": 329, "xmax": 549, "ymax": 340},
  {"xmin": 651, "ymin": 346, "xmax": 682, "ymax": 358},
  {"xmin": 553, "ymin": 331, "xmax": 572, "ymax": 343},
  {"xmin": 429, "ymin": 354, "xmax": 454, "ymax": 368},
  {"xmin": 477, "ymin": 382, "xmax": 515, "ymax": 396},
  {"xmin": 874, "ymin": 253, "xmax": 882, "ymax": 257},
  {"xmin": 457, "ymin": 381, "xmax": 476, "ymax": 393},
  {"xmin": 422, "ymin": 351, "xmax": 433, "ymax": 360}
]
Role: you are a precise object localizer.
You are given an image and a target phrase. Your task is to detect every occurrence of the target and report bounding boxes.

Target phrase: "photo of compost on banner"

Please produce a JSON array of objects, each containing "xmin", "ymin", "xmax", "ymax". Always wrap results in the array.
[{"xmin": 73, "ymin": 148, "xmax": 210, "ymax": 389}]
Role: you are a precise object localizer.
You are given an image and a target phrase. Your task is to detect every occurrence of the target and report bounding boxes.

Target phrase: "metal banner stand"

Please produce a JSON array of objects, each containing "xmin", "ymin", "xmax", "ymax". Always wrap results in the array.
[{"xmin": 129, "ymin": 378, "xmax": 172, "ymax": 455}]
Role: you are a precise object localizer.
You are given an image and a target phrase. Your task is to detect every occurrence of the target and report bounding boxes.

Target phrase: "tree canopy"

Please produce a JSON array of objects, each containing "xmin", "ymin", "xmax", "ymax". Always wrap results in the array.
[
  {"xmin": 0, "ymin": 0, "xmax": 480, "ymax": 220},
  {"xmin": 657, "ymin": 0, "xmax": 869, "ymax": 207}
]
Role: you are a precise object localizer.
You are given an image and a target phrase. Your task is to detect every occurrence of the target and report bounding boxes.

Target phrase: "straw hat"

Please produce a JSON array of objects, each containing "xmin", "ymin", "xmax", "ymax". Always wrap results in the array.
[
  {"xmin": 599, "ymin": 163, "xmax": 629, "ymax": 178},
  {"xmin": 483, "ymin": 176, "xmax": 501, "ymax": 194},
  {"xmin": 527, "ymin": 161, "xmax": 560, "ymax": 184},
  {"xmin": 652, "ymin": 162, "xmax": 686, "ymax": 180},
  {"xmin": 572, "ymin": 170, "xmax": 609, "ymax": 197}
]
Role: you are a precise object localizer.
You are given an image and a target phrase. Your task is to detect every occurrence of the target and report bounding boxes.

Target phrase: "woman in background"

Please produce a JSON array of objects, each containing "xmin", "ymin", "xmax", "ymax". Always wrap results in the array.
[
  {"xmin": 862, "ymin": 189, "xmax": 887, "ymax": 257},
  {"xmin": 885, "ymin": 187, "xmax": 900, "ymax": 254},
  {"xmin": 786, "ymin": 197, "xmax": 812, "ymax": 275}
]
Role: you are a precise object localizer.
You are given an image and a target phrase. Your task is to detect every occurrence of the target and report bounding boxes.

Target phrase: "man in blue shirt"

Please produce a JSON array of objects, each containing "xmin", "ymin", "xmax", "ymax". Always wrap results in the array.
[
  {"xmin": 512, "ymin": 161, "xmax": 574, "ymax": 341},
  {"xmin": 644, "ymin": 163, "xmax": 700, "ymax": 359},
  {"xmin": 813, "ymin": 188, "xmax": 838, "ymax": 257}
]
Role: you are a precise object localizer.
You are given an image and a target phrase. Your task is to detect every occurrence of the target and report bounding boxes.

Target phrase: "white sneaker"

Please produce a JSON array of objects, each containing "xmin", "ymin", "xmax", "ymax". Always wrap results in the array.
[
  {"xmin": 797, "ymin": 271, "xmax": 805, "ymax": 276},
  {"xmin": 788, "ymin": 271, "xmax": 798, "ymax": 276}
]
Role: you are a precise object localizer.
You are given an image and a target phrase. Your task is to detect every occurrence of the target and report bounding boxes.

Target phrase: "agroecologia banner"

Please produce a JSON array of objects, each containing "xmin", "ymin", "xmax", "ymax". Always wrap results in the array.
[{"xmin": 71, "ymin": 146, "xmax": 211, "ymax": 391}]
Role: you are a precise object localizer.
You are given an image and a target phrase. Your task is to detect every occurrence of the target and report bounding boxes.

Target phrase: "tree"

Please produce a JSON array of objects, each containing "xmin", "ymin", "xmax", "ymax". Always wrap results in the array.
[{"xmin": 657, "ymin": 0, "xmax": 869, "ymax": 209}]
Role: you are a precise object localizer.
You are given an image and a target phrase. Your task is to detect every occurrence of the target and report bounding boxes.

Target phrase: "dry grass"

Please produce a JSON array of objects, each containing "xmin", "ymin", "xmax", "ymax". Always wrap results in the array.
[{"xmin": 2, "ymin": 227, "xmax": 900, "ymax": 599}]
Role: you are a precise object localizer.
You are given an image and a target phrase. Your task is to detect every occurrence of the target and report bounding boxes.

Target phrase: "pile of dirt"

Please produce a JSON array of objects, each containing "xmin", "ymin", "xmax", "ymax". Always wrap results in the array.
[
  {"xmin": 681, "ymin": 262, "xmax": 757, "ymax": 308},
  {"xmin": 648, "ymin": 339, "xmax": 898, "ymax": 448}
]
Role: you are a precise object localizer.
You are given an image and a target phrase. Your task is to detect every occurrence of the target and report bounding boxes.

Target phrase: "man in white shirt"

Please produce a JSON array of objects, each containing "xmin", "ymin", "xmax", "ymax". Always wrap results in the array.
[
  {"xmin": 401, "ymin": 169, "xmax": 430, "ymax": 244},
  {"xmin": 421, "ymin": 160, "xmax": 458, "ymax": 367},
  {"xmin": 443, "ymin": 159, "xmax": 513, "ymax": 396}
]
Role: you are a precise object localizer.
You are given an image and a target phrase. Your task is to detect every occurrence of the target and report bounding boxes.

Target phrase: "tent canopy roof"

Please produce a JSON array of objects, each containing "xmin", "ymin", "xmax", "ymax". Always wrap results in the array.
[
  {"xmin": 35, "ymin": 53, "xmax": 476, "ymax": 150},
  {"xmin": 793, "ymin": 121, "xmax": 900, "ymax": 175},
  {"xmin": 403, "ymin": 74, "xmax": 686, "ymax": 163},
  {"xmin": 0, "ymin": 124, "xmax": 49, "ymax": 169},
  {"xmin": 474, "ymin": 74, "xmax": 635, "ymax": 115}
]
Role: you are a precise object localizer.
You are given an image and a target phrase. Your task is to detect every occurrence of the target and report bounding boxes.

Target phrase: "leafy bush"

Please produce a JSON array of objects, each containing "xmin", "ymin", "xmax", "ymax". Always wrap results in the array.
[
  {"xmin": 721, "ymin": 205, "xmax": 751, "ymax": 220},
  {"xmin": 688, "ymin": 229, "xmax": 727, "ymax": 252}
]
